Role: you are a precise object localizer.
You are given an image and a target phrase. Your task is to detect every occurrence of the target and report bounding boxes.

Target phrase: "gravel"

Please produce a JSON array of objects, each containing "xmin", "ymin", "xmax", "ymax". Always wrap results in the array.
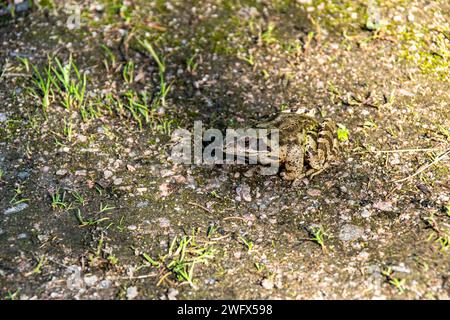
[
  {"xmin": 126, "ymin": 286, "xmax": 139, "ymax": 300},
  {"xmin": 4, "ymin": 203, "xmax": 29, "ymax": 215},
  {"xmin": 339, "ymin": 224, "xmax": 365, "ymax": 242}
]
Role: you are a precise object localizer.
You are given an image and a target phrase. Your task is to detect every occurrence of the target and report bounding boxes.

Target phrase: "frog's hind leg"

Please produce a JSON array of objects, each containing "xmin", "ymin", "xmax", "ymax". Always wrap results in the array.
[
  {"xmin": 318, "ymin": 119, "xmax": 338, "ymax": 158},
  {"xmin": 309, "ymin": 119, "xmax": 336, "ymax": 170},
  {"xmin": 280, "ymin": 143, "xmax": 304, "ymax": 181}
]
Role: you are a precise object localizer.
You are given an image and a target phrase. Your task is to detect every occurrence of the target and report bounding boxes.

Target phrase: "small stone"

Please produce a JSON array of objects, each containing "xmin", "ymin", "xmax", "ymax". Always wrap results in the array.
[
  {"xmin": 167, "ymin": 288, "xmax": 179, "ymax": 300},
  {"xmin": 17, "ymin": 171, "xmax": 29, "ymax": 180},
  {"xmin": 307, "ymin": 189, "xmax": 321, "ymax": 197},
  {"xmin": 243, "ymin": 167, "xmax": 256, "ymax": 178},
  {"xmin": 373, "ymin": 201, "xmax": 394, "ymax": 212},
  {"xmin": 160, "ymin": 169, "xmax": 174, "ymax": 178},
  {"xmin": 261, "ymin": 279, "xmax": 274, "ymax": 290},
  {"xmin": 66, "ymin": 266, "xmax": 83, "ymax": 290},
  {"xmin": 104, "ymin": 170, "xmax": 113, "ymax": 179},
  {"xmin": 99, "ymin": 279, "xmax": 111, "ymax": 289},
  {"xmin": 236, "ymin": 183, "xmax": 252, "ymax": 202},
  {"xmin": 392, "ymin": 264, "xmax": 411, "ymax": 274},
  {"xmin": 173, "ymin": 175, "xmax": 186, "ymax": 184},
  {"xmin": 136, "ymin": 201, "xmax": 149, "ymax": 208},
  {"xmin": 56, "ymin": 169, "xmax": 68, "ymax": 176},
  {"xmin": 113, "ymin": 159, "xmax": 123, "ymax": 169},
  {"xmin": 136, "ymin": 187, "xmax": 148, "ymax": 194},
  {"xmin": 339, "ymin": 224, "xmax": 364, "ymax": 242},
  {"xmin": 398, "ymin": 88, "xmax": 415, "ymax": 97},
  {"xmin": 113, "ymin": 178, "xmax": 123, "ymax": 185},
  {"xmin": 75, "ymin": 170, "xmax": 87, "ymax": 176},
  {"xmin": 0, "ymin": 113, "xmax": 7, "ymax": 122},
  {"xmin": 360, "ymin": 208, "xmax": 371, "ymax": 218},
  {"xmin": 159, "ymin": 218, "xmax": 171, "ymax": 228},
  {"xmin": 389, "ymin": 154, "xmax": 401, "ymax": 166},
  {"xmin": 127, "ymin": 225, "xmax": 137, "ymax": 231},
  {"xmin": 84, "ymin": 275, "xmax": 98, "ymax": 287},
  {"xmin": 126, "ymin": 286, "xmax": 138, "ymax": 300},
  {"xmin": 159, "ymin": 183, "xmax": 172, "ymax": 197},
  {"xmin": 4, "ymin": 203, "xmax": 29, "ymax": 215},
  {"xmin": 77, "ymin": 134, "xmax": 87, "ymax": 143}
]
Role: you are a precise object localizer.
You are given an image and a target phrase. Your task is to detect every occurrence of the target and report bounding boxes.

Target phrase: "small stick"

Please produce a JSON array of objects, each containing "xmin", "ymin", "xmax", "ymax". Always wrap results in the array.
[
  {"xmin": 209, "ymin": 234, "xmax": 231, "ymax": 241},
  {"xmin": 223, "ymin": 216, "xmax": 247, "ymax": 221},
  {"xmin": 357, "ymin": 147, "xmax": 445, "ymax": 154},
  {"xmin": 119, "ymin": 274, "xmax": 157, "ymax": 280},
  {"xmin": 188, "ymin": 201, "xmax": 212, "ymax": 213},
  {"xmin": 377, "ymin": 147, "xmax": 445, "ymax": 153},
  {"xmin": 392, "ymin": 148, "xmax": 450, "ymax": 183},
  {"xmin": 157, "ymin": 272, "xmax": 172, "ymax": 287}
]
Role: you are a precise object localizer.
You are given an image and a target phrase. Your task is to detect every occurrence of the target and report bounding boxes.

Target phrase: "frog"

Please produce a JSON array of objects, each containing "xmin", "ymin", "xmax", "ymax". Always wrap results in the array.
[{"xmin": 224, "ymin": 110, "xmax": 339, "ymax": 182}]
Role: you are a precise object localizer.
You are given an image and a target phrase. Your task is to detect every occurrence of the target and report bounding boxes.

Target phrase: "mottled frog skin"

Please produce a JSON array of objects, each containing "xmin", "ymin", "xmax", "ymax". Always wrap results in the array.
[
  {"xmin": 227, "ymin": 110, "xmax": 339, "ymax": 181},
  {"xmin": 257, "ymin": 112, "xmax": 339, "ymax": 181}
]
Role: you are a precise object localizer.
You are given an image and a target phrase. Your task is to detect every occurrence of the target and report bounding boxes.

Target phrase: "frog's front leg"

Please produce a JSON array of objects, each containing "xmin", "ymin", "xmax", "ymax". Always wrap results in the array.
[
  {"xmin": 305, "ymin": 163, "xmax": 329, "ymax": 178},
  {"xmin": 280, "ymin": 143, "xmax": 304, "ymax": 181}
]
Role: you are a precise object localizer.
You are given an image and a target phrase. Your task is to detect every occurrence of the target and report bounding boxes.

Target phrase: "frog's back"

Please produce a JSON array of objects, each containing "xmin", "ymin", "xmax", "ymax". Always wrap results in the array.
[{"xmin": 258, "ymin": 113, "xmax": 319, "ymax": 143}]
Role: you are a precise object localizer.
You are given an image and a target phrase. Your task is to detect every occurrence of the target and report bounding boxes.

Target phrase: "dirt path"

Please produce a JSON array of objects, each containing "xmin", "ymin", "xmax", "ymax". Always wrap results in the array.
[{"xmin": 0, "ymin": 0, "xmax": 449, "ymax": 300}]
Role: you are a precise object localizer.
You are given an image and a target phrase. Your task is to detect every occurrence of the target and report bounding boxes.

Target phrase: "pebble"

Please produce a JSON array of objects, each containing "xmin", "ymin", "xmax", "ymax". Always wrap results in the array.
[
  {"xmin": 4, "ymin": 203, "xmax": 29, "ymax": 215},
  {"xmin": 261, "ymin": 279, "xmax": 274, "ymax": 290},
  {"xmin": 136, "ymin": 188, "xmax": 148, "ymax": 194},
  {"xmin": 389, "ymin": 153, "xmax": 401, "ymax": 165},
  {"xmin": 159, "ymin": 218, "xmax": 171, "ymax": 228},
  {"xmin": 243, "ymin": 167, "xmax": 257, "ymax": 177},
  {"xmin": 17, "ymin": 171, "xmax": 29, "ymax": 180},
  {"xmin": 159, "ymin": 183, "xmax": 172, "ymax": 197},
  {"xmin": 66, "ymin": 266, "xmax": 83, "ymax": 290},
  {"xmin": 373, "ymin": 201, "xmax": 394, "ymax": 212},
  {"xmin": 167, "ymin": 288, "xmax": 179, "ymax": 300},
  {"xmin": 56, "ymin": 169, "xmax": 68, "ymax": 176},
  {"xmin": 84, "ymin": 275, "xmax": 98, "ymax": 287},
  {"xmin": 306, "ymin": 189, "xmax": 321, "ymax": 197},
  {"xmin": 77, "ymin": 134, "xmax": 87, "ymax": 143},
  {"xmin": 236, "ymin": 183, "xmax": 252, "ymax": 202},
  {"xmin": 75, "ymin": 170, "xmax": 87, "ymax": 176},
  {"xmin": 113, "ymin": 178, "xmax": 123, "ymax": 185},
  {"xmin": 360, "ymin": 208, "xmax": 371, "ymax": 218},
  {"xmin": 136, "ymin": 201, "xmax": 149, "ymax": 208},
  {"xmin": 392, "ymin": 264, "xmax": 411, "ymax": 274},
  {"xmin": 339, "ymin": 224, "xmax": 364, "ymax": 241},
  {"xmin": 126, "ymin": 286, "xmax": 139, "ymax": 300},
  {"xmin": 0, "ymin": 113, "xmax": 7, "ymax": 122},
  {"xmin": 173, "ymin": 175, "xmax": 186, "ymax": 184},
  {"xmin": 99, "ymin": 279, "xmax": 111, "ymax": 289},
  {"xmin": 104, "ymin": 170, "xmax": 113, "ymax": 179}
]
